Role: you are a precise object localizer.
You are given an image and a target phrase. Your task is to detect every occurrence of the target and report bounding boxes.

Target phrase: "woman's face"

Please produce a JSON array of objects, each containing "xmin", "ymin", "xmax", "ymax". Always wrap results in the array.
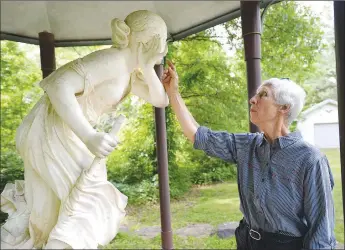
[{"xmin": 249, "ymin": 85, "xmax": 280, "ymax": 127}]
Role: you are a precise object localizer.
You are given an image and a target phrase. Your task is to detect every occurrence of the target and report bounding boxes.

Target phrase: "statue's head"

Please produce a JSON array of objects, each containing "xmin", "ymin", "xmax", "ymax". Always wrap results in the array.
[{"xmin": 111, "ymin": 10, "xmax": 168, "ymax": 64}]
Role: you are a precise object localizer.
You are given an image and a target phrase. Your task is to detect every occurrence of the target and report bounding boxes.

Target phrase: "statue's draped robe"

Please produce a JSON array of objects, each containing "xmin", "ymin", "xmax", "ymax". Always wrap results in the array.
[{"xmin": 1, "ymin": 58, "xmax": 128, "ymax": 249}]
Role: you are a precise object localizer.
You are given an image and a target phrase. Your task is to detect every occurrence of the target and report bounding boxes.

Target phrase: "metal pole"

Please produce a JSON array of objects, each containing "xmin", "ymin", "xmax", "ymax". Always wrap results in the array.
[
  {"xmin": 240, "ymin": 1, "xmax": 262, "ymax": 133},
  {"xmin": 154, "ymin": 63, "xmax": 173, "ymax": 249},
  {"xmin": 38, "ymin": 31, "xmax": 56, "ymax": 78},
  {"xmin": 334, "ymin": 1, "xmax": 345, "ymax": 240}
]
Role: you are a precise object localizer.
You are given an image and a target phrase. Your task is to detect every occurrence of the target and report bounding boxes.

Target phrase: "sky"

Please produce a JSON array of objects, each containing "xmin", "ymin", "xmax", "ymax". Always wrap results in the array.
[{"xmin": 301, "ymin": 1, "xmax": 334, "ymax": 26}]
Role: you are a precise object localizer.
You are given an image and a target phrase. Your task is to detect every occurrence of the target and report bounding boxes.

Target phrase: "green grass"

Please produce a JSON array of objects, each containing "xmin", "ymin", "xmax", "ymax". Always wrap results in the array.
[
  {"xmin": 322, "ymin": 149, "xmax": 344, "ymax": 244},
  {"xmin": 105, "ymin": 233, "xmax": 237, "ymax": 249},
  {"xmin": 105, "ymin": 183, "xmax": 241, "ymax": 249},
  {"xmin": 105, "ymin": 149, "xmax": 344, "ymax": 249}
]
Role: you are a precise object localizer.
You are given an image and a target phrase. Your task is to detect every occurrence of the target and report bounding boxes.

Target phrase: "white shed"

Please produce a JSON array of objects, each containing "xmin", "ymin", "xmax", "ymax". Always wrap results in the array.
[{"xmin": 297, "ymin": 99, "xmax": 339, "ymax": 148}]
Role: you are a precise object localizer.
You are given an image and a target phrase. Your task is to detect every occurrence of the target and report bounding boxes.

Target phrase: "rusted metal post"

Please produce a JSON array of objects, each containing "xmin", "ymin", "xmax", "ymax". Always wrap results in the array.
[
  {"xmin": 154, "ymin": 63, "xmax": 173, "ymax": 249},
  {"xmin": 38, "ymin": 31, "xmax": 56, "ymax": 78},
  {"xmin": 240, "ymin": 1, "xmax": 262, "ymax": 133},
  {"xmin": 334, "ymin": 1, "xmax": 345, "ymax": 240}
]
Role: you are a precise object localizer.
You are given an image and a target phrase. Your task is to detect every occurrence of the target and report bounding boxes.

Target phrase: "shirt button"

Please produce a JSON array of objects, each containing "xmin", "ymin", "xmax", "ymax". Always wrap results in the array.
[{"xmin": 262, "ymin": 178, "xmax": 265, "ymax": 182}]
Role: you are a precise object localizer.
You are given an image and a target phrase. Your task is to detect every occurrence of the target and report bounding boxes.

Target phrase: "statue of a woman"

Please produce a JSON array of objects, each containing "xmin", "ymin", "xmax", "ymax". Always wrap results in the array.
[{"xmin": 1, "ymin": 10, "xmax": 169, "ymax": 249}]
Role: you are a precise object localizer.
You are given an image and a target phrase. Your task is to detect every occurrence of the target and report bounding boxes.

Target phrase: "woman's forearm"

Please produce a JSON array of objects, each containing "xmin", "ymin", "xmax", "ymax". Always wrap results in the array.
[
  {"xmin": 168, "ymin": 92, "xmax": 199, "ymax": 143},
  {"xmin": 46, "ymin": 84, "xmax": 95, "ymax": 143}
]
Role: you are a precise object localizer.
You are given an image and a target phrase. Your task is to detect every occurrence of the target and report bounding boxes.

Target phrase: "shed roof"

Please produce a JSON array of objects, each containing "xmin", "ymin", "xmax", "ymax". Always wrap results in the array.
[{"xmin": 301, "ymin": 99, "xmax": 338, "ymax": 118}]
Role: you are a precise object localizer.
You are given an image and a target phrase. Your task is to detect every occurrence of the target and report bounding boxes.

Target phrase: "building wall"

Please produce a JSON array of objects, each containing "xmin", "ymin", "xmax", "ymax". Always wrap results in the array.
[{"xmin": 297, "ymin": 103, "xmax": 339, "ymax": 147}]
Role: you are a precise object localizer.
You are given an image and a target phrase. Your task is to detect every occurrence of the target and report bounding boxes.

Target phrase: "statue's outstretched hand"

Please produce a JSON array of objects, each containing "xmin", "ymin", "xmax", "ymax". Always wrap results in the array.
[
  {"xmin": 85, "ymin": 132, "xmax": 118, "ymax": 158},
  {"xmin": 162, "ymin": 60, "xmax": 179, "ymax": 96}
]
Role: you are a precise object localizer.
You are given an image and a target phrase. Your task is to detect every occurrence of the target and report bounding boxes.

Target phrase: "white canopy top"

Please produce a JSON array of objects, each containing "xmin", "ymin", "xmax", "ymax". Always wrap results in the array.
[{"xmin": 1, "ymin": 1, "xmax": 271, "ymax": 46}]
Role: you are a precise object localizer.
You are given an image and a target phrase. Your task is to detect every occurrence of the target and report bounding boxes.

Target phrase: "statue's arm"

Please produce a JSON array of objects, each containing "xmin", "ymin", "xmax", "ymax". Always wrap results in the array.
[
  {"xmin": 131, "ymin": 67, "xmax": 169, "ymax": 108},
  {"xmin": 44, "ymin": 73, "xmax": 95, "ymax": 143}
]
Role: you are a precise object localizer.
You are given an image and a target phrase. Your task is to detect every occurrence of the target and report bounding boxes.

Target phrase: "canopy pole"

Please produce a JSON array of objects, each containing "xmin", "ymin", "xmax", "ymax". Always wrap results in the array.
[
  {"xmin": 39, "ymin": 31, "xmax": 56, "ymax": 78},
  {"xmin": 154, "ymin": 63, "xmax": 173, "ymax": 250},
  {"xmin": 334, "ymin": 1, "xmax": 345, "ymax": 240},
  {"xmin": 240, "ymin": 1, "xmax": 262, "ymax": 133}
]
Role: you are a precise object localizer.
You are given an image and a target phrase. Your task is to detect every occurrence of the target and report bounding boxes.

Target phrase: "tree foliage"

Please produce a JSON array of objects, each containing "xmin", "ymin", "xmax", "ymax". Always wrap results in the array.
[{"xmin": 1, "ymin": 41, "xmax": 43, "ymax": 221}]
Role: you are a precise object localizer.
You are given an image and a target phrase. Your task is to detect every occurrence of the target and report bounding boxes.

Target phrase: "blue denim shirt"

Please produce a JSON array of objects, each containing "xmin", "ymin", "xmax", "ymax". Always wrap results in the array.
[{"xmin": 194, "ymin": 126, "xmax": 336, "ymax": 249}]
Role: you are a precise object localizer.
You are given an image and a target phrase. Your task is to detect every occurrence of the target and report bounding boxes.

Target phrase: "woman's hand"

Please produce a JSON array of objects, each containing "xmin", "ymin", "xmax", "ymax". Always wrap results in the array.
[
  {"xmin": 162, "ymin": 60, "xmax": 179, "ymax": 96},
  {"xmin": 84, "ymin": 131, "xmax": 118, "ymax": 158}
]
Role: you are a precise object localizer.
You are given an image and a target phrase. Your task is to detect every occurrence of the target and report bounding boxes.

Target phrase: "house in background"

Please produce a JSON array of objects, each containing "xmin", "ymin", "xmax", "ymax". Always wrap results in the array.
[{"xmin": 297, "ymin": 99, "xmax": 339, "ymax": 149}]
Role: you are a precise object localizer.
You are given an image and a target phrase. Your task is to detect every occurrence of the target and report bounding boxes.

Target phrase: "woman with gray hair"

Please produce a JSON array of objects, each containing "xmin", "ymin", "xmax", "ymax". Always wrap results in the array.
[{"xmin": 162, "ymin": 61, "xmax": 336, "ymax": 250}]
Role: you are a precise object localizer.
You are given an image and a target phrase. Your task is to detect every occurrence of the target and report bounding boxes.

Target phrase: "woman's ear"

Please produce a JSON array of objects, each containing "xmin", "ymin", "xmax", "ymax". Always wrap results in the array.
[{"xmin": 280, "ymin": 104, "xmax": 290, "ymax": 114}]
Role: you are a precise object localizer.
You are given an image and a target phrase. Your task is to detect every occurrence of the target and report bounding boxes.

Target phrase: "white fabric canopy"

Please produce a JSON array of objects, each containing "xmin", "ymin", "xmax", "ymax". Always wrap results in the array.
[{"xmin": 1, "ymin": 1, "xmax": 272, "ymax": 46}]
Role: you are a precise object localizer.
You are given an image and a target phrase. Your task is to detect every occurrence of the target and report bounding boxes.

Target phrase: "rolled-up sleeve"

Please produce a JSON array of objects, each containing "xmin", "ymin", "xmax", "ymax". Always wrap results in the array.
[
  {"xmin": 193, "ymin": 126, "xmax": 238, "ymax": 163},
  {"xmin": 303, "ymin": 156, "xmax": 336, "ymax": 249}
]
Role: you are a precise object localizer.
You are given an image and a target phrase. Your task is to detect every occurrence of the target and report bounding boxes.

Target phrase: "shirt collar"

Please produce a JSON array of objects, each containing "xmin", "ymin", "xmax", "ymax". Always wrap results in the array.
[{"xmin": 259, "ymin": 131, "xmax": 302, "ymax": 149}]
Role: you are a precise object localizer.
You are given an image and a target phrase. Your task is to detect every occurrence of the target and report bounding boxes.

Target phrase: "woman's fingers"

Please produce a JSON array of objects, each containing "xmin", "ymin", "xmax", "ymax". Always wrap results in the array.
[
  {"xmin": 168, "ymin": 67, "xmax": 177, "ymax": 78},
  {"xmin": 167, "ymin": 60, "xmax": 176, "ymax": 71},
  {"xmin": 162, "ymin": 71, "xmax": 173, "ymax": 83},
  {"xmin": 164, "ymin": 76, "xmax": 171, "ymax": 84}
]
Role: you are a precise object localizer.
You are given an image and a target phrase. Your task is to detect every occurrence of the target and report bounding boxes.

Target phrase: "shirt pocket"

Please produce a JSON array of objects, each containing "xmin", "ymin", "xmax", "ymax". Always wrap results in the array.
[
  {"xmin": 268, "ymin": 163, "xmax": 302, "ymax": 215},
  {"xmin": 269, "ymin": 161, "xmax": 303, "ymax": 203},
  {"xmin": 270, "ymin": 164, "xmax": 291, "ymax": 184},
  {"xmin": 270, "ymin": 156, "xmax": 302, "ymax": 183}
]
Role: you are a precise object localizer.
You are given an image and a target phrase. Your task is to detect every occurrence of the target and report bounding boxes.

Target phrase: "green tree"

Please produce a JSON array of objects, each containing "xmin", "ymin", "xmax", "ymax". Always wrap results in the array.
[
  {"xmin": 302, "ymin": 2, "xmax": 337, "ymax": 107},
  {"xmin": 1, "ymin": 41, "xmax": 42, "ymax": 222},
  {"xmin": 166, "ymin": 32, "xmax": 244, "ymax": 185},
  {"xmin": 1, "ymin": 41, "xmax": 42, "ymax": 152},
  {"xmin": 223, "ymin": 1, "xmax": 325, "ymax": 130}
]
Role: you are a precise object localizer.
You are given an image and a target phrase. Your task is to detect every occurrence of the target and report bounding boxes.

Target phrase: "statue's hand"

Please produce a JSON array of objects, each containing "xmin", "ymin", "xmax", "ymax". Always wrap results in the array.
[
  {"xmin": 149, "ymin": 43, "xmax": 168, "ymax": 65},
  {"xmin": 138, "ymin": 41, "xmax": 168, "ymax": 68},
  {"xmin": 84, "ymin": 132, "xmax": 118, "ymax": 158}
]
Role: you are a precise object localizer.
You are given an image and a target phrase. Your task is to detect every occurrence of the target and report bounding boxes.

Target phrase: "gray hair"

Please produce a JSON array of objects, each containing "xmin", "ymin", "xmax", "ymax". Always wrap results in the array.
[{"xmin": 262, "ymin": 78, "xmax": 306, "ymax": 125}]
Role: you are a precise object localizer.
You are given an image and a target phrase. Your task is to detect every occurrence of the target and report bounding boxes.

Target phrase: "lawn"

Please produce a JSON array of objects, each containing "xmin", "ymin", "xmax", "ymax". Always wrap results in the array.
[
  {"xmin": 105, "ymin": 149, "xmax": 344, "ymax": 249},
  {"xmin": 322, "ymin": 149, "xmax": 344, "ymax": 244},
  {"xmin": 105, "ymin": 183, "xmax": 240, "ymax": 249}
]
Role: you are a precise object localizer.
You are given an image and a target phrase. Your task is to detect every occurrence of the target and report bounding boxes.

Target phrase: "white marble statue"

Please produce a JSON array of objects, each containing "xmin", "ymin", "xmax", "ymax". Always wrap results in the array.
[{"xmin": 0, "ymin": 10, "xmax": 169, "ymax": 249}]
